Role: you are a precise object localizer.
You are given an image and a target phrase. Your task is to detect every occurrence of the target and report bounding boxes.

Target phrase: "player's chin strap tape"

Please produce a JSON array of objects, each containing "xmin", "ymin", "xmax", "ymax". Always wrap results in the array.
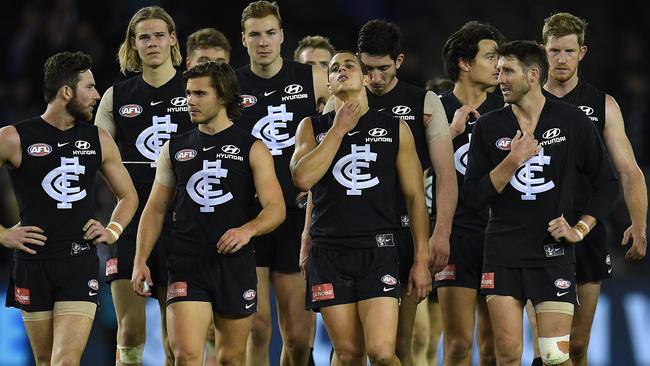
[
  {"xmin": 538, "ymin": 334, "xmax": 570, "ymax": 365},
  {"xmin": 116, "ymin": 344, "xmax": 144, "ymax": 364}
]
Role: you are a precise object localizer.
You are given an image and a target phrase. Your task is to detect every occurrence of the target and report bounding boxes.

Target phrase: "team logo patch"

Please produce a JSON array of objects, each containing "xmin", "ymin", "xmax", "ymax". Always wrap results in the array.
[
  {"xmin": 27, "ymin": 143, "xmax": 52, "ymax": 157},
  {"xmin": 554, "ymin": 278, "xmax": 571, "ymax": 289},
  {"xmin": 312, "ymin": 283, "xmax": 335, "ymax": 302},
  {"xmin": 70, "ymin": 242, "xmax": 90, "ymax": 256},
  {"xmin": 375, "ymin": 233, "xmax": 395, "ymax": 247},
  {"xmin": 88, "ymin": 279, "xmax": 99, "ymax": 291},
  {"xmin": 241, "ymin": 95, "xmax": 257, "ymax": 108},
  {"xmin": 381, "ymin": 274, "xmax": 397, "ymax": 286},
  {"xmin": 316, "ymin": 132, "xmax": 326, "ymax": 143},
  {"xmin": 243, "ymin": 289, "xmax": 256, "ymax": 301},
  {"xmin": 543, "ymin": 243, "xmax": 565, "ymax": 257},
  {"xmin": 15, "ymin": 287, "xmax": 30, "ymax": 305},
  {"xmin": 167, "ymin": 282, "xmax": 188, "ymax": 300},
  {"xmin": 400, "ymin": 215, "xmax": 410, "ymax": 227},
  {"xmin": 496, "ymin": 138, "xmax": 512, "ymax": 150},
  {"xmin": 175, "ymin": 149, "xmax": 197, "ymax": 162},
  {"xmin": 434, "ymin": 264, "xmax": 456, "ymax": 281},
  {"xmin": 119, "ymin": 104, "xmax": 142, "ymax": 117},
  {"xmin": 481, "ymin": 272, "xmax": 495, "ymax": 289},
  {"xmin": 106, "ymin": 258, "xmax": 118, "ymax": 276}
]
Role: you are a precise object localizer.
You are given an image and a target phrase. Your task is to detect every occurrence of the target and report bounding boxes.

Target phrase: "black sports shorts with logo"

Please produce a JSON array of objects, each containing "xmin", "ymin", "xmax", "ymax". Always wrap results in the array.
[
  {"xmin": 254, "ymin": 206, "xmax": 305, "ymax": 273},
  {"xmin": 6, "ymin": 251, "xmax": 100, "ymax": 312},
  {"xmin": 480, "ymin": 263, "xmax": 577, "ymax": 304},
  {"xmin": 166, "ymin": 250, "xmax": 257, "ymax": 317},
  {"xmin": 306, "ymin": 236, "xmax": 400, "ymax": 311},
  {"xmin": 434, "ymin": 230, "xmax": 485, "ymax": 290},
  {"xmin": 575, "ymin": 224, "xmax": 611, "ymax": 283}
]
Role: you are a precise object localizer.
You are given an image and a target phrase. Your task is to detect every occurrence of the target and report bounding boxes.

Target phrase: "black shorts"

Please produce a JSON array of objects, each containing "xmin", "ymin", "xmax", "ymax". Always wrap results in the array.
[
  {"xmin": 480, "ymin": 264, "xmax": 577, "ymax": 304},
  {"xmin": 434, "ymin": 230, "xmax": 484, "ymax": 290},
  {"xmin": 575, "ymin": 224, "xmax": 611, "ymax": 283},
  {"xmin": 306, "ymin": 244, "xmax": 400, "ymax": 310},
  {"xmin": 395, "ymin": 228, "xmax": 414, "ymax": 284},
  {"xmin": 254, "ymin": 207, "xmax": 305, "ymax": 273},
  {"xmin": 6, "ymin": 253, "xmax": 100, "ymax": 312},
  {"xmin": 105, "ymin": 224, "xmax": 170, "ymax": 288},
  {"xmin": 166, "ymin": 251, "xmax": 257, "ymax": 317}
]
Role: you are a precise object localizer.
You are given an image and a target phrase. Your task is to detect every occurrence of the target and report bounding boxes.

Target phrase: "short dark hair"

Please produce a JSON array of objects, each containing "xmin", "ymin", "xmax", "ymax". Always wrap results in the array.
[
  {"xmin": 293, "ymin": 35, "xmax": 335, "ymax": 61},
  {"xmin": 443, "ymin": 21, "xmax": 505, "ymax": 81},
  {"xmin": 187, "ymin": 28, "xmax": 232, "ymax": 57},
  {"xmin": 183, "ymin": 62, "xmax": 242, "ymax": 119},
  {"xmin": 329, "ymin": 50, "xmax": 369, "ymax": 76},
  {"xmin": 357, "ymin": 19, "xmax": 402, "ymax": 60},
  {"xmin": 43, "ymin": 51, "xmax": 93, "ymax": 103},
  {"xmin": 498, "ymin": 40, "xmax": 549, "ymax": 85}
]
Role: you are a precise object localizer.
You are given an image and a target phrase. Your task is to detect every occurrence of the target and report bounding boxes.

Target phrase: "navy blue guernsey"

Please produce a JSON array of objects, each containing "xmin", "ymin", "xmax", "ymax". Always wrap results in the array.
[
  {"xmin": 432, "ymin": 91, "xmax": 504, "ymax": 233},
  {"xmin": 9, "ymin": 118, "xmax": 102, "ymax": 260},
  {"xmin": 236, "ymin": 60, "xmax": 316, "ymax": 208},
  {"xmin": 310, "ymin": 109, "xmax": 400, "ymax": 248},
  {"xmin": 169, "ymin": 125, "xmax": 258, "ymax": 258},
  {"xmin": 112, "ymin": 70, "xmax": 193, "ymax": 223},
  {"xmin": 543, "ymin": 80, "xmax": 607, "ymax": 215},
  {"xmin": 464, "ymin": 100, "xmax": 619, "ymax": 267}
]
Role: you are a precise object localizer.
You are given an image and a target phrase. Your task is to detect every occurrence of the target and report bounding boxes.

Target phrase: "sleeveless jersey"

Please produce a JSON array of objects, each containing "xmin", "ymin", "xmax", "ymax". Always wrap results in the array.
[
  {"xmin": 310, "ymin": 109, "xmax": 400, "ymax": 248},
  {"xmin": 169, "ymin": 125, "xmax": 257, "ymax": 258},
  {"xmin": 9, "ymin": 117, "xmax": 102, "ymax": 260},
  {"xmin": 236, "ymin": 60, "xmax": 316, "ymax": 208},
  {"xmin": 543, "ymin": 80, "xmax": 607, "ymax": 214}
]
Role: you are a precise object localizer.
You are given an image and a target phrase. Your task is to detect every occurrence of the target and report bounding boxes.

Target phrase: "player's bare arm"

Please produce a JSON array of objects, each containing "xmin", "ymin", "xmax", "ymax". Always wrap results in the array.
[
  {"xmin": 490, "ymin": 130, "xmax": 540, "ymax": 193},
  {"xmin": 396, "ymin": 120, "xmax": 432, "ymax": 301},
  {"xmin": 602, "ymin": 94, "xmax": 647, "ymax": 260},
  {"xmin": 299, "ymin": 191, "xmax": 313, "ymax": 279},
  {"xmin": 0, "ymin": 126, "xmax": 47, "ymax": 254},
  {"xmin": 95, "ymin": 86, "xmax": 117, "ymax": 137},
  {"xmin": 218, "ymin": 140, "xmax": 285, "ymax": 254},
  {"xmin": 131, "ymin": 141, "xmax": 175, "ymax": 296}
]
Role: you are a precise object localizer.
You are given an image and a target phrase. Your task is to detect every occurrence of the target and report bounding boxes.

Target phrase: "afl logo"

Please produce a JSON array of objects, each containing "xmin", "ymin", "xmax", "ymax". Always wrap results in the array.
[
  {"xmin": 87, "ymin": 279, "xmax": 99, "ymax": 291},
  {"xmin": 119, "ymin": 104, "xmax": 142, "ymax": 118},
  {"xmin": 381, "ymin": 274, "xmax": 397, "ymax": 286},
  {"xmin": 554, "ymin": 278, "xmax": 571, "ymax": 289},
  {"xmin": 243, "ymin": 289, "xmax": 256, "ymax": 301},
  {"xmin": 75, "ymin": 140, "xmax": 91, "ymax": 150},
  {"xmin": 542, "ymin": 128, "xmax": 561, "ymax": 139},
  {"xmin": 241, "ymin": 95, "xmax": 257, "ymax": 108},
  {"xmin": 578, "ymin": 106, "xmax": 594, "ymax": 116},
  {"xmin": 28, "ymin": 143, "xmax": 52, "ymax": 157},
  {"xmin": 221, "ymin": 145, "xmax": 240, "ymax": 154},
  {"xmin": 284, "ymin": 84, "xmax": 303, "ymax": 94},
  {"xmin": 392, "ymin": 105, "xmax": 411, "ymax": 115},
  {"xmin": 175, "ymin": 149, "xmax": 197, "ymax": 162},
  {"xmin": 496, "ymin": 137, "xmax": 512, "ymax": 150},
  {"xmin": 368, "ymin": 128, "xmax": 388, "ymax": 137},
  {"xmin": 171, "ymin": 97, "xmax": 187, "ymax": 107}
]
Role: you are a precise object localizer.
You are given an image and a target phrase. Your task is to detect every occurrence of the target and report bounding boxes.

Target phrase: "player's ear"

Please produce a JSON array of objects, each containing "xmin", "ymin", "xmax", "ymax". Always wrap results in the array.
[
  {"xmin": 578, "ymin": 45, "xmax": 588, "ymax": 61},
  {"xmin": 395, "ymin": 53, "xmax": 405, "ymax": 69},
  {"xmin": 458, "ymin": 58, "xmax": 471, "ymax": 72}
]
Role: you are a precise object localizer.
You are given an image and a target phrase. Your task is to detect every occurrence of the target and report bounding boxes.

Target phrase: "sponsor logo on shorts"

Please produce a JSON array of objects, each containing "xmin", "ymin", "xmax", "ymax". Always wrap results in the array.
[
  {"xmin": 167, "ymin": 282, "xmax": 188, "ymax": 300},
  {"xmin": 245, "ymin": 302, "xmax": 256, "ymax": 310},
  {"xmin": 383, "ymin": 287, "xmax": 395, "ymax": 292},
  {"xmin": 381, "ymin": 274, "xmax": 397, "ymax": 286},
  {"xmin": 375, "ymin": 233, "xmax": 395, "ymax": 247},
  {"xmin": 554, "ymin": 278, "xmax": 571, "ymax": 289},
  {"xmin": 312, "ymin": 283, "xmax": 335, "ymax": 302},
  {"xmin": 15, "ymin": 287, "xmax": 30, "ymax": 305},
  {"xmin": 481, "ymin": 272, "xmax": 495, "ymax": 289},
  {"xmin": 434, "ymin": 264, "xmax": 456, "ymax": 281},
  {"xmin": 106, "ymin": 258, "xmax": 118, "ymax": 276},
  {"xmin": 496, "ymin": 138, "xmax": 512, "ymax": 151},
  {"xmin": 243, "ymin": 289, "xmax": 256, "ymax": 301},
  {"xmin": 400, "ymin": 215, "xmax": 410, "ymax": 227},
  {"xmin": 88, "ymin": 279, "xmax": 99, "ymax": 291},
  {"xmin": 543, "ymin": 243, "xmax": 565, "ymax": 257},
  {"xmin": 557, "ymin": 291, "xmax": 569, "ymax": 297},
  {"xmin": 70, "ymin": 242, "xmax": 91, "ymax": 256},
  {"xmin": 27, "ymin": 143, "xmax": 52, "ymax": 157}
]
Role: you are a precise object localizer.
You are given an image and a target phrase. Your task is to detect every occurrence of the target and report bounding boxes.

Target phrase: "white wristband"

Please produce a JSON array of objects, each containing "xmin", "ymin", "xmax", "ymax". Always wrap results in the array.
[
  {"xmin": 107, "ymin": 227, "xmax": 120, "ymax": 241},
  {"xmin": 573, "ymin": 228, "xmax": 584, "ymax": 241}
]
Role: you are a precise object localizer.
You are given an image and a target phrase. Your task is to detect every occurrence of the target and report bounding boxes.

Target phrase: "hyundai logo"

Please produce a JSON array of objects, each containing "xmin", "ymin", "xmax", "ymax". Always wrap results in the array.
[
  {"xmin": 392, "ymin": 105, "xmax": 411, "ymax": 115},
  {"xmin": 578, "ymin": 105, "xmax": 594, "ymax": 116},
  {"xmin": 75, "ymin": 140, "xmax": 91, "ymax": 150},
  {"xmin": 368, "ymin": 128, "xmax": 388, "ymax": 137},
  {"xmin": 171, "ymin": 97, "xmax": 187, "ymax": 107},
  {"xmin": 542, "ymin": 128, "xmax": 561, "ymax": 139},
  {"xmin": 222, "ymin": 145, "xmax": 240, "ymax": 154},
  {"xmin": 284, "ymin": 84, "xmax": 303, "ymax": 95}
]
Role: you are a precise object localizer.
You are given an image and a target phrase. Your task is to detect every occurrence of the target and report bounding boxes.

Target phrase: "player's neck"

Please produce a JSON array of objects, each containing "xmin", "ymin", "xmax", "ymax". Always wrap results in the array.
[
  {"xmin": 198, "ymin": 113, "xmax": 233, "ymax": 135},
  {"xmin": 512, "ymin": 88, "xmax": 546, "ymax": 132},
  {"xmin": 453, "ymin": 81, "xmax": 488, "ymax": 109},
  {"xmin": 142, "ymin": 59, "xmax": 176, "ymax": 88},
  {"xmin": 250, "ymin": 56, "xmax": 283, "ymax": 79},
  {"xmin": 334, "ymin": 90, "xmax": 369, "ymax": 115},
  {"xmin": 543, "ymin": 73, "xmax": 579, "ymax": 98},
  {"xmin": 41, "ymin": 103, "xmax": 76, "ymax": 131}
]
